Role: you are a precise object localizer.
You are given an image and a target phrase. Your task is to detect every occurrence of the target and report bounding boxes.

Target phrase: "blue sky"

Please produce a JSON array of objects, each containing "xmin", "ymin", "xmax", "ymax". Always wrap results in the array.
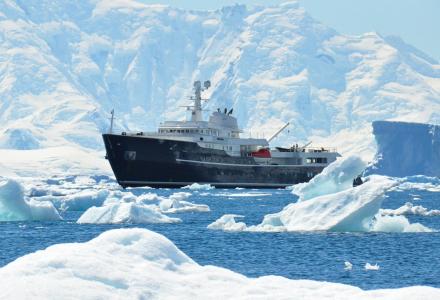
[{"xmin": 139, "ymin": 0, "xmax": 440, "ymax": 62}]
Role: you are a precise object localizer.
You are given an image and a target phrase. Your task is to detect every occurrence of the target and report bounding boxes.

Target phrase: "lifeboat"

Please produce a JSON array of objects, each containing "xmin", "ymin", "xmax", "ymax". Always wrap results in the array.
[{"xmin": 250, "ymin": 148, "xmax": 271, "ymax": 158}]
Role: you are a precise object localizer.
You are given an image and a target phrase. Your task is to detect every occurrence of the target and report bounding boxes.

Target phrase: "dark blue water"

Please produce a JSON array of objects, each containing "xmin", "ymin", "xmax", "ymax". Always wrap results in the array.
[{"xmin": 0, "ymin": 186, "xmax": 439, "ymax": 290}]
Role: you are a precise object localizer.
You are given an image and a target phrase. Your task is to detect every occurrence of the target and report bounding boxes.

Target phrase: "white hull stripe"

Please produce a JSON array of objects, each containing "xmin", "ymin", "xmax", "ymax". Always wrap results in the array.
[{"xmin": 175, "ymin": 158, "xmax": 314, "ymax": 168}]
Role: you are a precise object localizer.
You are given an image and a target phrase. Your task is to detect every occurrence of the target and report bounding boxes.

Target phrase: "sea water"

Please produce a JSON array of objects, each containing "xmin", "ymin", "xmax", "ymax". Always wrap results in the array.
[{"xmin": 0, "ymin": 184, "xmax": 439, "ymax": 290}]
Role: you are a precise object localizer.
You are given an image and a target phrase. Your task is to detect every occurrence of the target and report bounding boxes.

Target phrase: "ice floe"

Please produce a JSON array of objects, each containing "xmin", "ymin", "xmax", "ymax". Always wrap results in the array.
[
  {"xmin": 0, "ymin": 228, "xmax": 439, "ymax": 299},
  {"xmin": 77, "ymin": 202, "xmax": 181, "ymax": 224},
  {"xmin": 77, "ymin": 191, "xmax": 209, "ymax": 224},
  {"xmin": 291, "ymin": 156, "xmax": 367, "ymax": 201},
  {"xmin": 365, "ymin": 263, "xmax": 380, "ymax": 271},
  {"xmin": 381, "ymin": 202, "xmax": 440, "ymax": 217},
  {"xmin": 0, "ymin": 178, "xmax": 61, "ymax": 221},
  {"xmin": 253, "ymin": 175, "xmax": 398, "ymax": 232},
  {"xmin": 371, "ymin": 215, "xmax": 432, "ymax": 233},
  {"xmin": 159, "ymin": 192, "xmax": 210, "ymax": 213},
  {"xmin": 207, "ymin": 214, "xmax": 247, "ymax": 232},
  {"xmin": 182, "ymin": 183, "xmax": 214, "ymax": 190},
  {"xmin": 209, "ymin": 175, "xmax": 434, "ymax": 233},
  {"xmin": 344, "ymin": 261, "xmax": 353, "ymax": 271}
]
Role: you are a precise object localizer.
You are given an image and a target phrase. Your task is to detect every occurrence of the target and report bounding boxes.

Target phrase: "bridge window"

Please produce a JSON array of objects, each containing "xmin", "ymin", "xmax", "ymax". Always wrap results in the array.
[{"xmin": 306, "ymin": 157, "xmax": 328, "ymax": 164}]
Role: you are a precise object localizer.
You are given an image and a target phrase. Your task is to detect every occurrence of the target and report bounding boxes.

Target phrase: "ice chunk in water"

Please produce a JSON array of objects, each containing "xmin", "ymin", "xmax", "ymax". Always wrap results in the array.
[
  {"xmin": 0, "ymin": 178, "xmax": 61, "ymax": 221},
  {"xmin": 77, "ymin": 202, "xmax": 181, "ymax": 224},
  {"xmin": 207, "ymin": 215, "xmax": 247, "ymax": 232}
]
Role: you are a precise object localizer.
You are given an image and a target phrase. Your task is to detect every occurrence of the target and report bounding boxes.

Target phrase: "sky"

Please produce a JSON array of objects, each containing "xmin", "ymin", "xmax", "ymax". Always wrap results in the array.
[{"xmin": 139, "ymin": 0, "xmax": 440, "ymax": 62}]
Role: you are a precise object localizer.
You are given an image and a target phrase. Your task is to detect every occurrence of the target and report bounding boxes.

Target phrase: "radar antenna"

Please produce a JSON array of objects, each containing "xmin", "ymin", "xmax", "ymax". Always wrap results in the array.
[{"xmin": 191, "ymin": 80, "xmax": 210, "ymax": 122}]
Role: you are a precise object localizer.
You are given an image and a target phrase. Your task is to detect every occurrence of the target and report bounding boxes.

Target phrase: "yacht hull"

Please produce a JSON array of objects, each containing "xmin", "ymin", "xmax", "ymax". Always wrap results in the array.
[{"xmin": 103, "ymin": 134, "xmax": 325, "ymax": 188}]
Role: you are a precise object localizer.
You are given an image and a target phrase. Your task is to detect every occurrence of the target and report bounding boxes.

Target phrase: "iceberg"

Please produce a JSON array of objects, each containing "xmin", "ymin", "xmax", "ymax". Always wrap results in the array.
[
  {"xmin": 253, "ymin": 175, "xmax": 397, "ymax": 232},
  {"xmin": 210, "ymin": 175, "xmax": 432, "ymax": 233},
  {"xmin": 54, "ymin": 189, "xmax": 110, "ymax": 211},
  {"xmin": 291, "ymin": 156, "xmax": 367, "ymax": 201},
  {"xmin": 366, "ymin": 121, "xmax": 440, "ymax": 177},
  {"xmin": 0, "ymin": 178, "xmax": 61, "ymax": 221},
  {"xmin": 0, "ymin": 228, "xmax": 439, "ymax": 299},
  {"xmin": 77, "ymin": 202, "xmax": 181, "ymax": 224},
  {"xmin": 207, "ymin": 214, "xmax": 247, "ymax": 232}
]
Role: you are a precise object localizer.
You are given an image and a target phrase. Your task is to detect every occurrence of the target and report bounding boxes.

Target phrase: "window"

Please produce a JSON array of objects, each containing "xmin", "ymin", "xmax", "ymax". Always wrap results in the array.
[
  {"xmin": 306, "ymin": 157, "xmax": 328, "ymax": 164},
  {"xmin": 124, "ymin": 151, "xmax": 136, "ymax": 161}
]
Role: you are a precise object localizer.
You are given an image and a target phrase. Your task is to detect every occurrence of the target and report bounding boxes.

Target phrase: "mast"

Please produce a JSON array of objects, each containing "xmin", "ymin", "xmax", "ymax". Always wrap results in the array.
[
  {"xmin": 191, "ymin": 80, "xmax": 210, "ymax": 122},
  {"xmin": 109, "ymin": 109, "xmax": 115, "ymax": 134}
]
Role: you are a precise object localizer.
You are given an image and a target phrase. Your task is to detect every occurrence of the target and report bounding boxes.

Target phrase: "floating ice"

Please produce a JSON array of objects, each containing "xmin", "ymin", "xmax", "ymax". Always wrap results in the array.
[
  {"xmin": 0, "ymin": 228, "xmax": 439, "ymax": 299},
  {"xmin": 207, "ymin": 215, "xmax": 247, "ymax": 232},
  {"xmin": 159, "ymin": 192, "xmax": 210, "ymax": 213},
  {"xmin": 393, "ymin": 176, "xmax": 440, "ymax": 192},
  {"xmin": 54, "ymin": 189, "xmax": 110, "ymax": 211},
  {"xmin": 253, "ymin": 175, "xmax": 397, "ymax": 232},
  {"xmin": 365, "ymin": 263, "xmax": 380, "ymax": 271},
  {"xmin": 344, "ymin": 261, "xmax": 353, "ymax": 271},
  {"xmin": 77, "ymin": 202, "xmax": 181, "ymax": 224},
  {"xmin": 371, "ymin": 215, "xmax": 432, "ymax": 233},
  {"xmin": 211, "ymin": 175, "xmax": 432, "ymax": 233},
  {"xmin": 182, "ymin": 183, "xmax": 214, "ymax": 190},
  {"xmin": 215, "ymin": 192, "xmax": 272, "ymax": 198},
  {"xmin": 381, "ymin": 202, "xmax": 440, "ymax": 217},
  {"xmin": 0, "ymin": 178, "xmax": 61, "ymax": 222},
  {"xmin": 291, "ymin": 156, "xmax": 367, "ymax": 201}
]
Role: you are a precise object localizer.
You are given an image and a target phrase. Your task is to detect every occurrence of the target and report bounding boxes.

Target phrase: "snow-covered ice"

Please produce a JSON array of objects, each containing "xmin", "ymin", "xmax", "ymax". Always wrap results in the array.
[
  {"xmin": 207, "ymin": 214, "xmax": 247, "ymax": 232},
  {"xmin": 0, "ymin": 178, "xmax": 61, "ymax": 222},
  {"xmin": 0, "ymin": 228, "xmax": 438, "ymax": 299},
  {"xmin": 291, "ymin": 156, "xmax": 366, "ymax": 201},
  {"xmin": 77, "ymin": 202, "xmax": 181, "ymax": 224}
]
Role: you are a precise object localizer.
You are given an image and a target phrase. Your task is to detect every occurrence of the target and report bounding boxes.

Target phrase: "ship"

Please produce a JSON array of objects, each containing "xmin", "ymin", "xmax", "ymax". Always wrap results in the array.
[{"xmin": 103, "ymin": 80, "xmax": 340, "ymax": 188}]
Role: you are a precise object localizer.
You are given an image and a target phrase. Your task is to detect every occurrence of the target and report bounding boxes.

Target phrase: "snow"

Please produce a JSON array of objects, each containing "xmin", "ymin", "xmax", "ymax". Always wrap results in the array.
[
  {"xmin": 366, "ymin": 121, "xmax": 440, "ymax": 177},
  {"xmin": 0, "ymin": 228, "xmax": 439, "ymax": 299},
  {"xmin": 291, "ymin": 156, "xmax": 366, "ymax": 201},
  {"xmin": 77, "ymin": 202, "xmax": 181, "ymax": 224},
  {"xmin": 1, "ymin": 2, "xmax": 440, "ymax": 176},
  {"xmin": 0, "ymin": 178, "xmax": 61, "ymax": 221},
  {"xmin": 381, "ymin": 202, "xmax": 440, "ymax": 217}
]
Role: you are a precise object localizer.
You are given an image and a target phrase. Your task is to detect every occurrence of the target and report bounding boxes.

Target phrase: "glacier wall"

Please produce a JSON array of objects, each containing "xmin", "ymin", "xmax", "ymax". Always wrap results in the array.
[
  {"xmin": 366, "ymin": 121, "xmax": 440, "ymax": 177},
  {"xmin": 1, "ymin": 0, "xmax": 440, "ymax": 172}
]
